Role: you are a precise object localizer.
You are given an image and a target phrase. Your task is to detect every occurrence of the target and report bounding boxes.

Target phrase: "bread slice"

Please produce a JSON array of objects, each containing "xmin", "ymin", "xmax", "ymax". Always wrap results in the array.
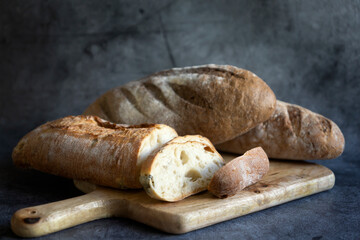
[
  {"xmin": 140, "ymin": 136, "xmax": 224, "ymax": 202},
  {"xmin": 208, "ymin": 147, "xmax": 269, "ymax": 198},
  {"xmin": 12, "ymin": 115, "xmax": 178, "ymax": 189}
]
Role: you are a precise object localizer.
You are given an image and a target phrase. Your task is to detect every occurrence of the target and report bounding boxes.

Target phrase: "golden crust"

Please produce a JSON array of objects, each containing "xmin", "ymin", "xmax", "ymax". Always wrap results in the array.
[
  {"xmin": 12, "ymin": 115, "xmax": 176, "ymax": 189},
  {"xmin": 84, "ymin": 64, "xmax": 276, "ymax": 145},
  {"xmin": 217, "ymin": 101, "xmax": 345, "ymax": 160}
]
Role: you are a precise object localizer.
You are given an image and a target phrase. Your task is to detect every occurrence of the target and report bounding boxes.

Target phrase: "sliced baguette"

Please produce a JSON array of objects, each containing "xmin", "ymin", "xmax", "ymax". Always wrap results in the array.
[
  {"xmin": 140, "ymin": 136, "xmax": 224, "ymax": 202},
  {"xmin": 208, "ymin": 147, "xmax": 269, "ymax": 198},
  {"xmin": 12, "ymin": 115, "xmax": 178, "ymax": 189},
  {"xmin": 216, "ymin": 100, "xmax": 345, "ymax": 160}
]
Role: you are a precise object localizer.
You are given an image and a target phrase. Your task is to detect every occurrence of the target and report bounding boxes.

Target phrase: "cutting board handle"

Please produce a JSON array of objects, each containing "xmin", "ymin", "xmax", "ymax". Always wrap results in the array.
[{"xmin": 11, "ymin": 188, "xmax": 125, "ymax": 238}]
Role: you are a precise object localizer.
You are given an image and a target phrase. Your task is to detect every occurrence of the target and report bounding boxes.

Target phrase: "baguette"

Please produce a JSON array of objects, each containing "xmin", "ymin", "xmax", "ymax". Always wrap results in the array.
[
  {"xmin": 208, "ymin": 147, "xmax": 269, "ymax": 198},
  {"xmin": 216, "ymin": 101, "xmax": 345, "ymax": 160},
  {"xmin": 140, "ymin": 136, "xmax": 224, "ymax": 202},
  {"xmin": 12, "ymin": 115, "xmax": 178, "ymax": 189},
  {"xmin": 84, "ymin": 64, "xmax": 276, "ymax": 145}
]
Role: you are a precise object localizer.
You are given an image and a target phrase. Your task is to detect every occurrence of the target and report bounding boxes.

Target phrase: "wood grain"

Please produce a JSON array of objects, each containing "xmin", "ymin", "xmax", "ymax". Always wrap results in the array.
[{"xmin": 11, "ymin": 154, "xmax": 335, "ymax": 237}]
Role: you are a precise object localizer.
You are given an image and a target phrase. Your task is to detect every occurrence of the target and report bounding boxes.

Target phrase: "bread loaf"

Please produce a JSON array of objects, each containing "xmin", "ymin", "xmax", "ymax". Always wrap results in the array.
[
  {"xmin": 140, "ymin": 136, "xmax": 224, "ymax": 202},
  {"xmin": 12, "ymin": 115, "xmax": 178, "ymax": 189},
  {"xmin": 208, "ymin": 147, "xmax": 269, "ymax": 198},
  {"xmin": 84, "ymin": 64, "xmax": 276, "ymax": 145},
  {"xmin": 216, "ymin": 101, "xmax": 345, "ymax": 160}
]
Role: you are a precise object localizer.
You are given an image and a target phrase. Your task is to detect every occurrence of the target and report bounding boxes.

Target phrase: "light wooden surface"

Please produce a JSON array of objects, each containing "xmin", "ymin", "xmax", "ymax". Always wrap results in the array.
[{"xmin": 11, "ymin": 154, "xmax": 335, "ymax": 238}]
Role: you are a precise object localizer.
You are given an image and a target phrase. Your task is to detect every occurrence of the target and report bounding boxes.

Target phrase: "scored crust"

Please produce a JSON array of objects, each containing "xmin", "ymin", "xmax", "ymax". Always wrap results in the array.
[
  {"xmin": 140, "ymin": 136, "xmax": 224, "ymax": 202},
  {"xmin": 12, "ymin": 115, "xmax": 178, "ymax": 189},
  {"xmin": 217, "ymin": 100, "xmax": 345, "ymax": 160},
  {"xmin": 84, "ymin": 64, "xmax": 276, "ymax": 145}
]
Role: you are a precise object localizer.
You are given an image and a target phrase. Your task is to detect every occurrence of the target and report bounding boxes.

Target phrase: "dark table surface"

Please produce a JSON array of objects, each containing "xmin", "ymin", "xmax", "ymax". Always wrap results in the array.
[
  {"xmin": 0, "ymin": 155, "xmax": 359, "ymax": 240},
  {"xmin": 1, "ymin": 1, "xmax": 359, "ymax": 239}
]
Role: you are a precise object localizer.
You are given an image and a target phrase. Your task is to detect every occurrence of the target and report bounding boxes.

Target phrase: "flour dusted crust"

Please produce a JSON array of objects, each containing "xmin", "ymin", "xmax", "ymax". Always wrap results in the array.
[
  {"xmin": 217, "ymin": 101, "xmax": 345, "ymax": 160},
  {"xmin": 12, "ymin": 115, "xmax": 178, "ymax": 189},
  {"xmin": 140, "ymin": 136, "xmax": 224, "ymax": 202},
  {"xmin": 208, "ymin": 147, "xmax": 269, "ymax": 198},
  {"xmin": 84, "ymin": 64, "xmax": 276, "ymax": 145}
]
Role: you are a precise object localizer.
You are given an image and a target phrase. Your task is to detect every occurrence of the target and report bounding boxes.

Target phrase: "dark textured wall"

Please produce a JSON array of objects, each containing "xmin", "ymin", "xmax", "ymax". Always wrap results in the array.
[{"xmin": 1, "ymin": 1, "xmax": 359, "ymax": 161}]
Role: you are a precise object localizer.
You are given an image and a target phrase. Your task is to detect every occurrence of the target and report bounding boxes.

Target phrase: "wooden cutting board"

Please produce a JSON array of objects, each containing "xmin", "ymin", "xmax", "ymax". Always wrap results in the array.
[{"xmin": 11, "ymin": 154, "xmax": 335, "ymax": 238}]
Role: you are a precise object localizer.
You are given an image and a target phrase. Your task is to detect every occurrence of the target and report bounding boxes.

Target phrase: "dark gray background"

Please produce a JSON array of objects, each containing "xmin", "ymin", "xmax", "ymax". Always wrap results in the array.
[{"xmin": 1, "ymin": 1, "xmax": 359, "ymax": 239}]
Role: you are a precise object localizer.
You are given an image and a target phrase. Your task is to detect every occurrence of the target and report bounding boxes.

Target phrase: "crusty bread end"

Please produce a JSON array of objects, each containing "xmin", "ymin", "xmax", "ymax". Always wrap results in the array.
[{"xmin": 208, "ymin": 147, "xmax": 269, "ymax": 198}]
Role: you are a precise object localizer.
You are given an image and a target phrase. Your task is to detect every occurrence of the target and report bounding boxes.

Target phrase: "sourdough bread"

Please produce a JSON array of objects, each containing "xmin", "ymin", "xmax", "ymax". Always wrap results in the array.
[
  {"xmin": 216, "ymin": 101, "xmax": 345, "ymax": 160},
  {"xmin": 84, "ymin": 64, "xmax": 276, "ymax": 144},
  {"xmin": 12, "ymin": 115, "xmax": 178, "ymax": 189}
]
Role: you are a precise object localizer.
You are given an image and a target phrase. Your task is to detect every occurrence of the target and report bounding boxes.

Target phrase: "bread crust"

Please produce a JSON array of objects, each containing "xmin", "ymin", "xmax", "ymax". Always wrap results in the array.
[
  {"xmin": 169, "ymin": 135, "xmax": 218, "ymax": 153},
  {"xmin": 84, "ymin": 64, "xmax": 276, "ymax": 145},
  {"xmin": 216, "ymin": 101, "xmax": 345, "ymax": 160},
  {"xmin": 12, "ymin": 115, "xmax": 177, "ymax": 189},
  {"xmin": 208, "ymin": 147, "xmax": 269, "ymax": 198}
]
